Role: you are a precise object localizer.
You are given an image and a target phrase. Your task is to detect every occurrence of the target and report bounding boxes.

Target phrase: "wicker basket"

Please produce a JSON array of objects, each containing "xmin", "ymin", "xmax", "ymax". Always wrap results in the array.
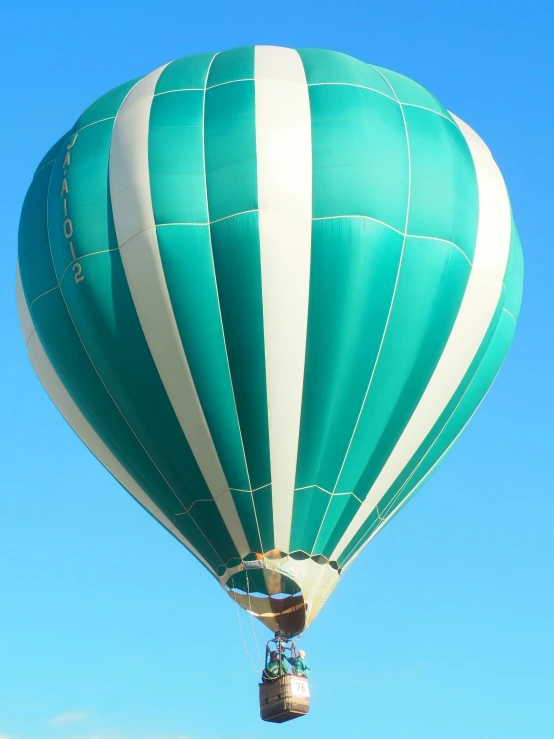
[{"xmin": 259, "ymin": 674, "xmax": 310, "ymax": 723}]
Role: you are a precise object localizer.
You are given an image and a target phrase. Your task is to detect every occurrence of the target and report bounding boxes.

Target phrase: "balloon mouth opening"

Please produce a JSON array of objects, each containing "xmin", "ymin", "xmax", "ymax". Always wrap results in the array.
[
  {"xmin": 225, "ymin": 566, "xmax": 302, "ymax": 597},
  {"xmin": 224, "ymin": 568, "xmax": 307, "ymax": 638},
  {"xmin": 219, "ymin": 551, "xmax": 342, "ymax": 637}
]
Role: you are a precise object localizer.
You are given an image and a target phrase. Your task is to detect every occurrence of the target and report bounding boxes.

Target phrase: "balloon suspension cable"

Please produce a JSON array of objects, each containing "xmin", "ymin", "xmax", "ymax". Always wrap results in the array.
[
  {"xmin": 232, "ymin": 575, "xmax": 262, "ymax": 676},
  {"xmin": 246, "ymin": 571, "xmax": 264, "ymax": 668}
]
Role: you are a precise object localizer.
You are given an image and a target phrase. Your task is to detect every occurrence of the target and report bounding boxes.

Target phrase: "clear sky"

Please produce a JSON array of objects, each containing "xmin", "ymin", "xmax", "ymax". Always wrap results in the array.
[{"xmin": 1, "ymin": 1, "xmax": 552, "ymax": 737}]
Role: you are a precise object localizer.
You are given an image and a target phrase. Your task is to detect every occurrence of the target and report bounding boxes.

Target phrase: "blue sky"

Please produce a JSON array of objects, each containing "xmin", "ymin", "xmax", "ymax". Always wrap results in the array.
[{"xmin": 1, "ymin": 0, "xmax": 553, "ymax": 737}]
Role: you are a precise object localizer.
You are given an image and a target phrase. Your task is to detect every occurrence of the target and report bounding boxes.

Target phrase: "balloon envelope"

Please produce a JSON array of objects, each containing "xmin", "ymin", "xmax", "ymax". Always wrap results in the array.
[{"xmin": 17, "ymin": 46, "xmax": 523, "ymax": 636}]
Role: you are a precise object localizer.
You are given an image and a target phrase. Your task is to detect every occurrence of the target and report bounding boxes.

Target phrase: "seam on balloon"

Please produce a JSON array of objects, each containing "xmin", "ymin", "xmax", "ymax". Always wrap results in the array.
[
  {"xmin": 340, "ymin": 343, "xmax": 509, "ymax": 568},
  {"xmin": 29, "ymin": 284, "xmax": 59, "ymax": 309},
  {"xmin": 116, "ymin": 213, "xmax": 254, "ymax": 250},
  {"xmin": 33, "ymin": 328, "xmax": 216, "ymax": 574},
  {"xmin": 33, "ymin": 158, "xmax": 57, "ymax": 178},
  {"xmin": 25, "ymin": 327, "xmax": 37, "ymax": 348},
  {"xmin": 446, "ymin": 110, "xmax": 464, "ymax": 134},
  {"xmin": 175, "ymin": 498, "xmax": 214, "ymax": 515},
  {"xmin": 172, "ymin": 509, "xmax": 231, "ymax": 566},
  {"xmin": 337, "ymin": 118, "xmax": 514, "ymax": 563},
  {"xmin": 155, "ymin": 78, "xmax": 257, "ymax": 96},
  {"xmin": 152, "ymin": 82, "xmax": 455, "ymax": 123},
  {"xmin": 48, "ymin": 203, "xmax": 193, "ymax": 516},
  {"xmin": 308, "ymin": 81, "xmax": 395, "ymax": 100},
  {"xmin": 153, "ymin": 78, "xmax": 256, "ymax": 98},
  {"xmin": 290, "ymin": 48, "xmax": 378, "ymax": 552},
  {"xmin": 502, "ymin": 308, "xmax": 516, "ymax": 324},
  {"xmin": 154, "ymin": 209, "xmax": 258, "ymax": 227},
  {"xmin": 155, "ymin": 80, "xmax": 456, "ymax": 126},
  {"xmin": 33, "ymin": 118, "xmax": 114, "ymax": 182},
  {"xmin": 234, "ymin": 482, "xmax": 271, "ymax": 494},
  {"xmin": 294, "ymin": 485, "xmax": 364, "ymax": 504},
  {"xmin": 295, "ymin": 484, "xmax": 333, "ymax": 494},
  {"xmin": 210, "ymin": 208, "xmax": 258, "ymax": 224},
  {"xmin": 309, "ymin": 66, "xmax": 413, "ymax": 557},
  {"xmin": 304, "ymin": 67, "xmax": 380, "ymax": 555},
  {"xmin": 340, "ymin": 284, "xmax": 509, "ymax": 564},
  {"xmin": 409, "ymin": 234, "xmax": 472, "ymax": 266},
  {"xmin": 313, "ymin": 215, "xmax": 472, "ymax": 266},
  {"xmin": 58, "ymin": 248, "xmax": 119, "ymax": 284},
  {"xmin": 155, "ymin": 214, "xmax": 471, "ymax": 267},
  {"xmin": 400, "ymin": 102, "xmax": 455, "ymax": 122},
  {"xmin": 207, "ymin": 157, "xmax": 256, "ymax": 176},
  {"xmin": 43, "ymin": 207, "xmax": 267, "ymax": 305},
  {"xmin": 333, "ymin": 99, "xmax": 511, "ymax": 564},
  {"xmin": 45, "ymin": 100, "xmax": 225, "ymax": 569},
  {"xmin": 155, "ymin": 222, "xmax": 207, "ymax": 227},
  {"xmin": 177, "ymin": 488, "xmax": 271, "ymax": 519},
  {"xmin": 202, "ymin": 53, "xmax": 265, "ymax": 554},
  {"xmin": 307, "ymin": 82, "xmax": 455, "ymax": 124},
  {"xmin": 174, "ymin": 483, "xmax": 273, "ymax": 507},
  {"xmin": 444, "ymin": 104, "xmax": 464, "ymax": 250},
  {"xmin": 113, "ymin": 64, "xmax": 250, "ymax": 565},
  {"xmin": 208, "ymin": 78, "xmax": 255, "ymax": 90},
  {"xmin": 61, "ymin": 117, "xmax": 116, "ymax": 147},
  {"xmin": 154, "ymin": 88, "xmax": 204, "ymax": 96},
  {"xmin": 291, "ymin": 53, "xmax": 368, "ymax": 558},
  {"xmin": 116, "ymin": 224, "xmax": 158, "ymax": 250}
]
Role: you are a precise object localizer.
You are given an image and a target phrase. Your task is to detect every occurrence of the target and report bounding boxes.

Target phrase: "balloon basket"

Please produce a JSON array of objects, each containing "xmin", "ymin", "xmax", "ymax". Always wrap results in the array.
[{"xmin": 259, "ymin": 674, "xmax": 310, "ymax": 723}]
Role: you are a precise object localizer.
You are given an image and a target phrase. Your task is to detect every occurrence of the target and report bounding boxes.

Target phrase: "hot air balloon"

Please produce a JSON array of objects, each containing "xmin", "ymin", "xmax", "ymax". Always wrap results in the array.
[{"xmin": 17, "ymin": 46, "xmax": 523, "ymax": 667}]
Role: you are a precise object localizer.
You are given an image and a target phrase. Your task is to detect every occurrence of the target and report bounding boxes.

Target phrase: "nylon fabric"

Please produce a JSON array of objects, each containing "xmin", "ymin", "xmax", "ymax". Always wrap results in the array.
[{"xmin": 17, "ymin": 45, "xmax": 523, "ymax": 634}]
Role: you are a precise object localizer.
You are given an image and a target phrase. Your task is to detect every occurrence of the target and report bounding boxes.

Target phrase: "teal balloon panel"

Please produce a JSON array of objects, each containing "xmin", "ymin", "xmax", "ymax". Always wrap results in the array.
[{"xmin": 17, "ymin": 46, "xmax": 523, "ymax": 634}]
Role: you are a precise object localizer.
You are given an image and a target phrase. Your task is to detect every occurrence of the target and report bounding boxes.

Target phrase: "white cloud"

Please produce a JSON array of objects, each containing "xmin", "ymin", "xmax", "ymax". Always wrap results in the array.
[{"xmin": 50, "ymin": 711, "xmax": 90, "ymax": 726}]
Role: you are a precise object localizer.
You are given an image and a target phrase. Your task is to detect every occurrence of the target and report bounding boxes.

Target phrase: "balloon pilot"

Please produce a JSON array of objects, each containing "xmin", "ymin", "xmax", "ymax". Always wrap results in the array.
[
  {"xmin": 288, "ymin": 649, "xmax": 310, "ymax": 677},
  {"xmin": 262, "ymin": 650, "xmax": 289, "ymax": 682},
  {"xmin": 259, "ymin": 632, "xmax": 311, "ymax": 722},
  {"xmin": 262, "ymin": 634, "xmax": 310, "ymax": 683}
]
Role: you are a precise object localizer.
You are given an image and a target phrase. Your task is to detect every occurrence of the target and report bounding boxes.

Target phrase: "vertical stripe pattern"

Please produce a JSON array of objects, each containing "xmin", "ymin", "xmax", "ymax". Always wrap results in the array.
[
  {"xmin": 254, "ymin": 46, "xmax": 313, "ymax": 552},
  {"xmin": 18, "ymin": 46, "xmax": 523, "ymax": 633},
  {"xmin": 110, "ymin": 65, "xmax": 249, "ymax": 556},
  {"xmin": 330, "ymin": 113, "xmax": 512, "ymax": 561},
  {"xmin": 16, "ymin": 264, "xmax": 215, "ymax": 573}
]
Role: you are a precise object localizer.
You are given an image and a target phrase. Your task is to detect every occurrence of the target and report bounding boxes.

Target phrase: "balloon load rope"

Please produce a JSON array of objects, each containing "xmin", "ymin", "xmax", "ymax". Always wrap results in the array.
[
  {"xmin": 231, "ymin": 574, "xmax": 263, "ymax": 675},
  {"xmin": 246, "ymin": 570, "xmax": 264, "ymax": 668}
]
